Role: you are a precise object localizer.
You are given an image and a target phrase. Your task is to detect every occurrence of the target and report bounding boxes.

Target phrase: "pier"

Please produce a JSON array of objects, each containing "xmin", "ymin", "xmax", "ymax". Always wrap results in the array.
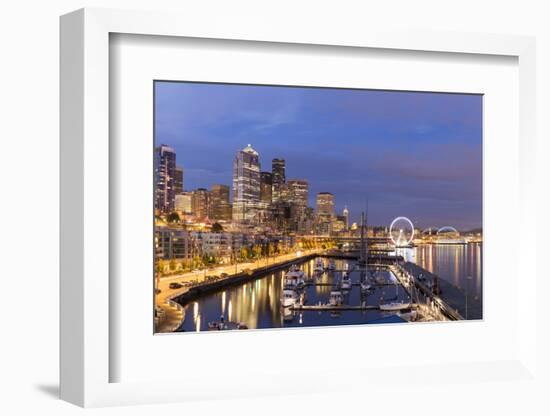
[
  {"xmin": 290, "ymin": 304, "xmax": 417, "ymax": 312},
  {"xmin": 398, "ymin": 262, "xmax": 482, "ymax": 320}
]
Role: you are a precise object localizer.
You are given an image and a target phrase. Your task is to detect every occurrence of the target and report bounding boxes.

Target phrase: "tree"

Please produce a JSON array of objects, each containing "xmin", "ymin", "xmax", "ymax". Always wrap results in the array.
[
  {"xmin": 167, "ymin": 212, "xmax": 180, "ymax": 223},
  {"xmin": 169, "ymin": 259, "xmax": 177, "ymax": 272},
  {"xmin": 211, "ymin": 222, "xmax": 224, "ymax": 233},
  {"xmin": 253, "ymin": 244, "xmax": 262, "ymax": 259}
]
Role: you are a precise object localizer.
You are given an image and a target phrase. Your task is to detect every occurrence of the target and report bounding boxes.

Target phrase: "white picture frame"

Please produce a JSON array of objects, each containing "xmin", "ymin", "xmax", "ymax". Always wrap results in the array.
[{"xmin": 60, "ymin": 7, "xmax": 539, "ymax": 408}]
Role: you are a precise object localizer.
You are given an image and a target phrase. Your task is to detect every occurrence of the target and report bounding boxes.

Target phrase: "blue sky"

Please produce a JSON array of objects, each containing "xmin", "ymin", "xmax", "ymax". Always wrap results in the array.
[{"xmin": 155, "ymin": 81, "xmax": 482, "ymax": 230}]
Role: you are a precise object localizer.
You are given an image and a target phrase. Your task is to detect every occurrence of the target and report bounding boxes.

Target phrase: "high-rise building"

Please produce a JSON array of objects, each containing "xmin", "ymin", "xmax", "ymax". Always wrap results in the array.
[
  {"xmin": 175, "ymin": 192, "xmax": 192, "ymax": 214},
  {"xmin": 316, "ymin": 192, "xmax": 335, "ymax": 217},
  {"xmin": 174, "ymin": 166, "xmax": 184, "ymax": 194},
  {"xmin": 191, "ymin": 188, "xmax": 210, "ymax": 219},
  {"xmin": 260, "ymin": 172, "xmax": 273, "ymax": 204},
  {"xmin": 232, "ymin": 144, "xmax": 261, "ymax": 222},
  {"xmin": 210, "ymin": 184, "xmax": 232, "ymax": 221},
  {"xmin": 271, "ymin": 158, "xmax": 286, "ymax": 202},
  {"xmin": 155, "ymin": 144, "xmax": 176, "ymax": 212},
  {"xmin": 287, "ymin": 179, "xmax": 309, "ymax": 207},
  {"xmin": 343, "ymin": 206, "xmax": 349, "ymax": 230},
  {"xmin": 316, "ymin": 192, "xmax": 335, "ymax": 235}
]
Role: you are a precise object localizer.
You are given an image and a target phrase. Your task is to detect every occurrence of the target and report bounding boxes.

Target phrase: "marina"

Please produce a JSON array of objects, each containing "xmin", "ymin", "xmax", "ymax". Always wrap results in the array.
[{"xmin": 174, "ymin": 246, "xmax": 473, "ymax": 332}]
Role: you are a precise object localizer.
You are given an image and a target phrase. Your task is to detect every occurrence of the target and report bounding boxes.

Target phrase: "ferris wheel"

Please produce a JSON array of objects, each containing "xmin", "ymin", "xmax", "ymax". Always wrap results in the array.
[{"xmin": 389, "ymin": 216, "xmax": 415, "ymax": 247}]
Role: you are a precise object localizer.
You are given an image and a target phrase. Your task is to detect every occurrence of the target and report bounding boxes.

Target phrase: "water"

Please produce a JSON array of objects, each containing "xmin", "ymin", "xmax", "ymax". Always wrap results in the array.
[
  {"xmin": 398, "ymin": 243, "xmax": 482, "ymax": 298},
  {"xmin": 177, "ymin": 258, "xmax": 411, "ymax": 332}
]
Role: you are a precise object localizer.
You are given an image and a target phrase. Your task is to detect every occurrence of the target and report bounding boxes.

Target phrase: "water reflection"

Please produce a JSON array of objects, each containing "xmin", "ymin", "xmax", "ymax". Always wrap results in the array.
[
  {"xmin": 179, "ymin": 258, "xmax": 411, "ymax": 332},
  {"xmin": 409, "ymin": 243, "xmax": 482, "ymax": 297}
]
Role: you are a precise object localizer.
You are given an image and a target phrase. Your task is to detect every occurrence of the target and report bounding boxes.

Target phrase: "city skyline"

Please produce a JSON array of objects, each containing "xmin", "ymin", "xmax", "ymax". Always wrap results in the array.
[{"xmin": 155, "ymin": 81, "xmax": 482, "ymax": 230}]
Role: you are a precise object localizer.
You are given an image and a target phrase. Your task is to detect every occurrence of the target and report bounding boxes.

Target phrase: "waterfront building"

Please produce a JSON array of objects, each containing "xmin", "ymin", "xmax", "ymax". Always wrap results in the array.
[
  {"xmin": 232, "ymin": 144, "xmax": 261, "ymax": 222},
  {"xmin": 156, "ymin": 227, "xmax": 194, "ymax": 260},
  {"xmin": 174, "ymin": 166, "xmax": 184, "ymax": 195},
  {"xmin": 271, "ymin": 158, "xmax": 286, "ymax": 203},
  {"xmin": 154, "ymin": 144, "xmax": 176, "ymax": 212},
  {"xmin": 191, "ymin": 188, "xmax": 211, "ymax": 219},
  {"xmin": 191, "ymin": 231, "xmax": 234, "ymax": 261},
  {"xmin": 210, "ymin": 184, "xmax": 232, "ymax": 221},
  {"xmin": 175, "ymin": 192, "xmax": 193, "ymax": 214}
]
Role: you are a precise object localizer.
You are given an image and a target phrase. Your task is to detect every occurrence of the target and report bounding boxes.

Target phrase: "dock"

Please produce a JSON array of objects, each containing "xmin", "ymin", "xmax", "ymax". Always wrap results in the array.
[
  {"xmin": 400, "ymin": 262, "xmax": 482, "ymax": 320},
  {"xmin": 290, "ymin": 303, "xmax": 417, "ymax": 311}
]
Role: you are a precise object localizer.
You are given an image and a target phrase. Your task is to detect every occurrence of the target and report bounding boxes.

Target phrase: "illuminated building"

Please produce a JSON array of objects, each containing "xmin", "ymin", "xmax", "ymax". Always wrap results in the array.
[
  {"xmin": 260, "ymin": 172, "xmax": 273, "ymax": 204},
  {"xmin": 154, "ymin": 144, "xmax": 176, "ymax": 212},
  {"xmin": 332, "ymin": 215, "xmax": 346, "ymax": 233},
  {"xmin": 175, "ymin": 192, "xmax": 192, "ymax": 214},
  {"xmin": 210, "ymin": 184, "xmax": 232, "ymax": 221},
  {"xmin": 287, "ymin": 179, "xmax": 309, "ymax": 208},
  {"xmin": 232, "ymin": 144, "xmax": 261, "ymax": 222},
  {"xmin": 174, "ymin": 166, "xmax": 184, "ymax": 195},
  {"xmin": 316, "ymin": 192, "xmax": 335, "ymax": 235},
  {"xmin": 343, "ymin": 206, "xmax": 349, "ymax": 230},
  {"xmin": 191, "ymin": 188, "xmax": 210, "ymax": 219},
  {"xmin": 156, "ymin": 227, "xmax": 193, "ymax": 260},
  {"xmin": 271, "ymin": 158, "xmax": 286, "ymax": 202},
  {"xmin": 316, "ymin": 192, "xmax": 335, "ymax": 216}
]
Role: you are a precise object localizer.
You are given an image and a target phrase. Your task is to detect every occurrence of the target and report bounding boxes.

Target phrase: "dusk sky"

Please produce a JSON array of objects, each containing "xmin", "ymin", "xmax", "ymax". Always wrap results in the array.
[{"xmin": 154, "ymin": 81, "xmax": 482, "ymax": 231}]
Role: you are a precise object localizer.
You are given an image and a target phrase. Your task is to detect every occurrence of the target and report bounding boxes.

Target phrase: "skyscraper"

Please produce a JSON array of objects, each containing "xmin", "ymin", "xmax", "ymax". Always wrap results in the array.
[
  {"xmin": 271, "ymin": 158, "xmax": 286, "ymax": 203},
  {"xmin": 232, "ymin": 144, "xmax": 261, "ymax": 222},
  {"xmin": 343, "ymin": 206, "xmax": 349, "ymax": 230},
  {"xmin": 316, "ymin": 192, "xmax": 335, "ymax": 217},
  {"xmin": 191, "ymin": 188, "xmax": 210, "ymax": 219},
  {"xmin": 316, "ymin": 192, "xmax": 335, "ymax": 235},
  {"xmin": 287, "ymin": 179, "xmax": 309, "ymax": 208},
  {"xmin": 155, "ymin": 144, "xmax": 176, "ymax": 212},
  {"xmin": 260, "ymin": 172, "xmax": 273, "ymax": 204},
  {"xmin": 210, "ymin": 184, "xmax": 232, "ymax": 221},
  {"xmin": 175, "ymin": 192, "xmax": 192, "ymax": 214},
  {"xmin": 174, "ymin": 166, "xmax": 184, "ymax": 195}
]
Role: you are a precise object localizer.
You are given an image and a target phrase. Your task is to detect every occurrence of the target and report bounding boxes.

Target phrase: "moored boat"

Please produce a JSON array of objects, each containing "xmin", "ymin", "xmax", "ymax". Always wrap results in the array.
[
  {"xmin": 329, "ymin": 290, "xmax": 344, "ymax": 306},
  {"xmin": 379, "ymin": 301, "xmax": 411, "ymax": 311},
  {"xmin": 281, "ymin": 288, "xmax": 300, "ymax": 308},
  {"xmin": 284, "ymin": 265, "xmax": 306, "ymax": 288},
  {"xmin": 340, "ymin": 272, "xmax": 352, "ymax": 291},
  {"xmin": 314, "ymin": 258, "xmax": 324, "ymax": 273}
]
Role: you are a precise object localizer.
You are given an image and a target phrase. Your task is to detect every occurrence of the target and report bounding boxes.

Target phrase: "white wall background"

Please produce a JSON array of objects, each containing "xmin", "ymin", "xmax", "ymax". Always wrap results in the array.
[{"xmin": 0, "ymin": 0, "xmax": 548, "ymax": 414}]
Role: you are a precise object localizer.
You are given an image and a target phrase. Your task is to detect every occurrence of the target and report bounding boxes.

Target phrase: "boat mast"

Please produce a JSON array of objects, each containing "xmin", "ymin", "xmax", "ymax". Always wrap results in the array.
[{"xmin": 359, "ymin": 211, "xmax": 366, "ymax": 265}]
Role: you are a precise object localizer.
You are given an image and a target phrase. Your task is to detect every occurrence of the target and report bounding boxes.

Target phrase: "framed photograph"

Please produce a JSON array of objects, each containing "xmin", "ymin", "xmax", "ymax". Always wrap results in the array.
[
  {"xmin": 152, "ymin": 81, "xmax": 483, "ymax": 335},
  {"xmin": 60, "ymin": 8, "xmax": 539, "ymax": 408}
]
